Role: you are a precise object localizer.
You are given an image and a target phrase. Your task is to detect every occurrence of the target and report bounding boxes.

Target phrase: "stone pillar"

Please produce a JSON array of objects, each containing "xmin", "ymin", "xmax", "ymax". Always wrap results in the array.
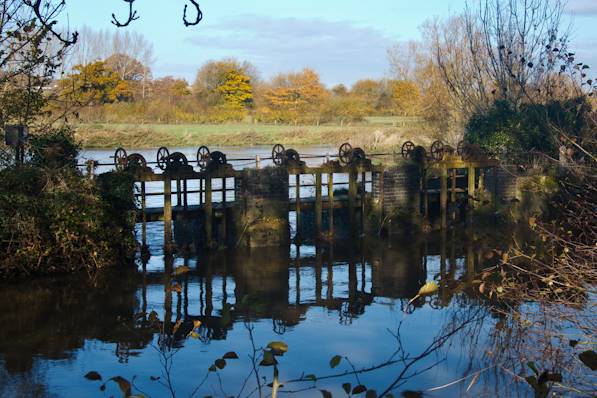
[
  {"xmin": 235, "ymin": 167, "xmax": 290, "ymax": 248},
  {"xmin": 371, "ymin": 165, "xmax": 421, "ymax": 231}
]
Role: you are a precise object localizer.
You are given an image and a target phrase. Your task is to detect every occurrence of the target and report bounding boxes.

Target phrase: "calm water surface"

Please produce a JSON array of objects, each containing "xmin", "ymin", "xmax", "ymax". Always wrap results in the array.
[{"xmin": 0, "ymin": 148, "xmax": 590, "ymax": 397}]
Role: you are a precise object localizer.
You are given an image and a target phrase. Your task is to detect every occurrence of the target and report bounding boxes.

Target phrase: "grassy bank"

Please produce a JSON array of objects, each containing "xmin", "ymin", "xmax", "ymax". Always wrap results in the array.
[{"xmin": 73, "ymin": 118, "xmax": 434, "ymax": 149}]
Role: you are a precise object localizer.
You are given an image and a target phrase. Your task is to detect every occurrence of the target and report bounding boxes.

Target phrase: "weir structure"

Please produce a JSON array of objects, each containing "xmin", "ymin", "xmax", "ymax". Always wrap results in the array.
[{"xmin": 85, "ymin": 141, "xmax": 507, "ymax": 253}]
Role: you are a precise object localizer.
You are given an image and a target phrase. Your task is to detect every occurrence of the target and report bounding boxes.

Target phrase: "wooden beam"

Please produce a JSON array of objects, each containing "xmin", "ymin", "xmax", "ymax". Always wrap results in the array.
[
  {"xmin": 328, "ymin": 172, "xmax": 334, "ymax": 235},
  {"xmin": 315, "ymin": 172, "xmax": 322, "ymax": 235},
  {"xmin": 205, "ymin": 176, "xmax": 213, "ymax": 247},
  {"xmin": 440, "ymin": 166, "xmax": 448, "ymax": 230},
  {"xmin": 164, "ymin": 178, "xmax": 173, "ymax": 252}
]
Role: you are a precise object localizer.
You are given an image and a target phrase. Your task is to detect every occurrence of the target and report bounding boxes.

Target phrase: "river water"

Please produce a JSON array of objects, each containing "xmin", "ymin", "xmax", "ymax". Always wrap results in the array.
[{"xmin": 0, "ymin": 147, "xmax": 591, "ymax": 397}]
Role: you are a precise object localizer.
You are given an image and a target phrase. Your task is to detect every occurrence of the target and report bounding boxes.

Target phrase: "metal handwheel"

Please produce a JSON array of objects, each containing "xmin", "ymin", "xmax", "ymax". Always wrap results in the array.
[
  {"xmin": 272, "ymin": 144, "xmax": 285, "ymax": 166},
  {"xmin": 167, "ymin": 152, "xmax": 188, "ymax": 170},
  {"xmin": 339, "ymin": 143, "xmax": 353, "ymax": 165},
  {"xmin": 430, "ymin": 140, "xmax": 445, "ymax": 161},
  {"xmin": 126, "ymin": 153, "xmax": 147, "ymax": 169},
  {"xmin": 114, "ymin": 147, "xmax": 128, "ymax": 170},
  {"xmin": 197, "ymin": 146, "xmax": 210, "ymax": 169},
  {"xmin": 402, "ymin": 141, "xmax": 416, "ymax": 159},
  {"xmin": 156, "ymin": 147, "xmax": 170, "ymax": 170},
  {"xmin": 209, "ymin": 151, "xmax": 227, "ymax": 166}
]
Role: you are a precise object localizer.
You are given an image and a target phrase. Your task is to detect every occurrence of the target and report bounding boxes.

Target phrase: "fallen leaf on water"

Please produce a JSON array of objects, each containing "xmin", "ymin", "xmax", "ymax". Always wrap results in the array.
[
  {"xmin": 579, "ymin": 350, "xmax": 597, "ymax": 371},
  {"xmin": 329, "ymin": 355, "xmax": 342, "ymax": 368},
  {"xmin": 223, "ymin": 351, "xmax": 239, "ymax": 359},
  {"xmin": 84, "ymin": 371, "xmax": 102, "ymax": 381},
  {"xmin": 407, "ymin": 281, "xmax": 439, "ymax": 307},
  {"xmin": 418, "ymin": 281, "xmax": 439, "ymax": 296},
  {"xmin": 267, "ymin": 341, "xmax": 288, "ymax": 355},
  {"xmin": 109, "ymin": 376, "xmax": 131, "ymax": 397},
  {"xmin": 172, "ymin": 266, "xmax": 191, "ymax": 276}
]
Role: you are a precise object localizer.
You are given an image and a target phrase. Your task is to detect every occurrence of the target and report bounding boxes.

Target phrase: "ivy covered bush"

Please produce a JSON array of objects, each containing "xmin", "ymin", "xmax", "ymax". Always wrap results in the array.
[
  {"xmin": 0, "ymin": 129, "xmax": 136, "ymax": 278},
  {"xmin": 465, "ymin": 97, "xmax": 592, "ymax": 161}
]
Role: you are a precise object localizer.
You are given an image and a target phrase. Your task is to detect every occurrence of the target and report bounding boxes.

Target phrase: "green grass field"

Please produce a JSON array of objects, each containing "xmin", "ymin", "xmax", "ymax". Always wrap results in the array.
[{"xmin": 74, "ymin": 117, "xmax": 430, "ymax": 149}]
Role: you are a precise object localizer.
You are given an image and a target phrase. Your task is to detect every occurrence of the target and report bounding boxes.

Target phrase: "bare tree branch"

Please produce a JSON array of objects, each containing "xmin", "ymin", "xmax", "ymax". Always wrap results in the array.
[
  {"xmin": 111, "ymin": 0, "xmax": 140, "ymax": 28},
  {"xmin": 183, "ymin": 0, "xmax": 203, "ymax": 27}
]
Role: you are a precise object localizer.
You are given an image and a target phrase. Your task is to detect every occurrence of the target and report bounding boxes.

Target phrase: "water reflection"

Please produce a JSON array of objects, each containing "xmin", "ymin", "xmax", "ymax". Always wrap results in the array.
[{"xmin": 0, "ymin": 231, "xmax": 545, "ymax": 397}]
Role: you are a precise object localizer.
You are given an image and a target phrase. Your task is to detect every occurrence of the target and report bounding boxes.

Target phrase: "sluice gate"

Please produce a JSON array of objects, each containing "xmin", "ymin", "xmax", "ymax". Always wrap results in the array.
[{"xmin": 83, "ymin": 141, "xmax": 508, "ymax": 252}]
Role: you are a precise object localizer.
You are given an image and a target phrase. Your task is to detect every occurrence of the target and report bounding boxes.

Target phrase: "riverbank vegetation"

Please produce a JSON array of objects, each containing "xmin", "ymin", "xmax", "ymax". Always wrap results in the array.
[
  {"xmin": 0, "ymin": 3, "xmax": 136, "ymax": 278},
  {"xmin": 0, "ymin": 128, "xmax": 137, "ymax": 278}
]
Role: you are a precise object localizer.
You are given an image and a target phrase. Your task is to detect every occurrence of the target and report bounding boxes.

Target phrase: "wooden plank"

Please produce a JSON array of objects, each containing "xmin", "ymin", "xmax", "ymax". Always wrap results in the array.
[
  {"xmin": 221, "ymin": 177, "xmax": 227, "ymax": 246},
  {"xmin": 315, "ymin": 172, "xmax": 322, "ymax": 234},
  {"xmin": 164, "ymin": 178, "xmax": 173, "ymax": 251},
  {"xmin": 348, "ymin": 170, "xmax": 357, "ymax": 230},
  {"xmin": 141, "ymin": 181, "xmax": 147, "ymax": 246},
  {"xmin": 205, "ymin": 176, "xmax": 213, "ymax": 246},
  {"xmin": 440, "ymin": 166, "xmax": 448, "ymax": 230},
  {"xmin": 295, "ymin": 173, "xmax": 301, "ymax": 236},
  {"xmin": 328, "ymin": 173, "xmax": 334, "ymax": 234}
]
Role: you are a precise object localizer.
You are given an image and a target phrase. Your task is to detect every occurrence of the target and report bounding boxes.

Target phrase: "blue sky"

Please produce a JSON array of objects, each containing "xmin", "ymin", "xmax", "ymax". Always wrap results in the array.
[{"xmin": 63, "ymin": 0, "xmax": 597, "ymax": 86}]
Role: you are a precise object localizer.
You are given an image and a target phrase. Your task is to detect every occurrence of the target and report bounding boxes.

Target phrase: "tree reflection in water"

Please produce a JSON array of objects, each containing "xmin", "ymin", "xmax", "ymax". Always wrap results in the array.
[{"xmin": 0, "ymin": 231, "xmax": 593, "ymax": 397}]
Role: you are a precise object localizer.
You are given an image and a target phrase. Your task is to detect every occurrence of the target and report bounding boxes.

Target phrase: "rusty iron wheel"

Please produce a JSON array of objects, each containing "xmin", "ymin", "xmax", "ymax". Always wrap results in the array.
[
  {"xmin": 210, "ymin": 151, "xmax": 227, "ymax": 166},
  {"xmin": 126, "ymin": 153, "xmax": 147, "ymax": 169},
  {"xmin": 156, "ymin": 147, "xmax": 170, "ymax": 170},
  {"xmin": 339, "ymin": 142, "xmax": 353, "ymax": 165},
  {"xmin": 401, "ymin": 141, "xmax": 416, "ymax": 159},
  {"xmin": 430, "ymin": 140, "xmax": 445, "ymax": 161},
  {"xmin": 114, "ymin": 147, "xmax": 128, "ymax": 170},
  {"xmin": 272, "ymin": 144, "xmax": 285, "ymax": 166},
  {"xmin": 197, "ymin": 146, "xmax": 210, "ymax": 169},
  {"xmin": 286, "ymin": 149, "xmax": 300, "ymax": 163},
  {"xmin": 352, "ymin": 147, "xmax": 366, "ymax": 162}
]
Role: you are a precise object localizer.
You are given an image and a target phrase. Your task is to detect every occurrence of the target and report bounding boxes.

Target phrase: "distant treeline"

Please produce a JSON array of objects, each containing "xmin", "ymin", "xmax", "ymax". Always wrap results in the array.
[{"xmin": 55, "ymin": 58, "xmax": 421, "ymax": 126}]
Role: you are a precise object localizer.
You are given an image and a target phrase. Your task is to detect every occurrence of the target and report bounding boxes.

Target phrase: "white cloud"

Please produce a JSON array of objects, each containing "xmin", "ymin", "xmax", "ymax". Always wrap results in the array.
[
  {"xmin": 184, "ymin": 15, "xmax": 395, "ymax": 86},
  {"xmin": 566, "ymin": 0, "xmax": 597, "ymax": 15}
]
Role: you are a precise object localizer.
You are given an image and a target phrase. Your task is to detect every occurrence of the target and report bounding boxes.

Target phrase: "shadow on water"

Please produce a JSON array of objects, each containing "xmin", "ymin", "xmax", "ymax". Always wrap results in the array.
[{"xmin": 0, "ymin": 229, "xmax": 589, "ymax": 398}]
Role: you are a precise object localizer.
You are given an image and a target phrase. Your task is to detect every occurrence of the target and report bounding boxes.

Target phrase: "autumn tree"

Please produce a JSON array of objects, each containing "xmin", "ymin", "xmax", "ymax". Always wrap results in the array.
[
  {"xmin": 59, "ymin": 61, "xmax": 133, "ymax": 106},
  {"xmin": 386, "ymin": 80, "xmax": 419, "ymax": 116},
  {"xmin": 193, "ymin": 59, "xmax": 257, "ymax": 109},
  {"xmin": 263, "ymin": 68, "xmax": 329, "ymax": 123},
  {"xmin": 350, "ymin": 79, "xmax": 383, "ymax": 113},
  {"xmin": 151, "ymin": 77, "xmax": 191, "ymax": 104}
]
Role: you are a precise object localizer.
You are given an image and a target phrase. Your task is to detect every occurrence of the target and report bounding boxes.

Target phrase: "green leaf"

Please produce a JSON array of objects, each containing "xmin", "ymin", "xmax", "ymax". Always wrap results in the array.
[
  {"xmin": 366, "ymin": 390, "xmax": 377, "ymax": 398},
  {"xmin": 579, "ymin": 350, "xmax": 597, "ymax": 371},
  {"xmin": 527, "ymin": 361, "xmax": 539, "ymax": 375},
  {"xmin": 321, "ymin": 390, "xmax": 333, "ymax": 398},
  {"xmin": 215, "ymin": 359, "xmax": 226, "ymax": 369},
  {"xmin": 84, "ymin": 371, "xmax": 102, "ymax": 381},
  {"xmin": 329, "ymin": 355, "xmax": 342, "ymax": 369},
  {"xmin": 223, "ymin": 351, "xmax": 239, "ymax": 359},
  {"xmin": 259, "ymin": 350, "xmax": 278, "ymax": 367},
  {"xmin": 352, "ymin": 385, "xmax": 367, "ymax": 394},
  {"xmin": 342, "ymin": 383, "xmax": 352, "ymax": 394}
]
